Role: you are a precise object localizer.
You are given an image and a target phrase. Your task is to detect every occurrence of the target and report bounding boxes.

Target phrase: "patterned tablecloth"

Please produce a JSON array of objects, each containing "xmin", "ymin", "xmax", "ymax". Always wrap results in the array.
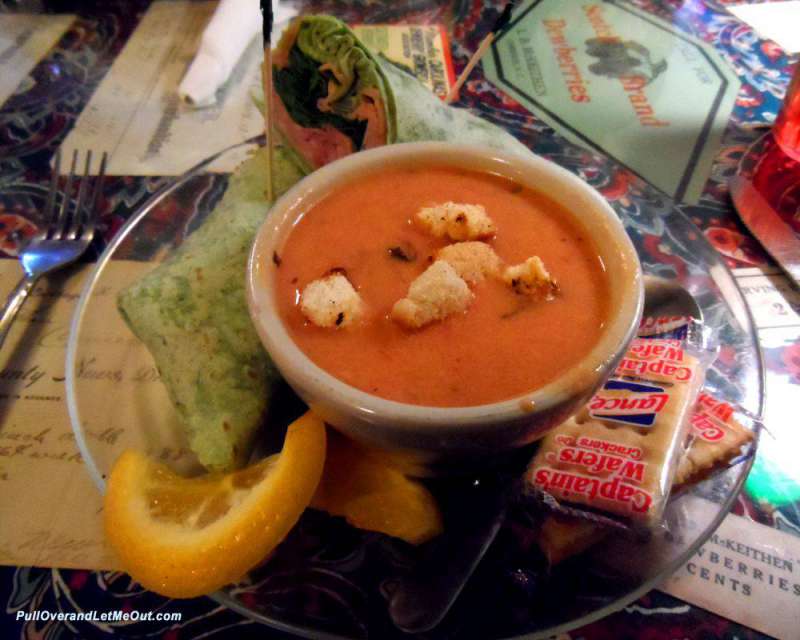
[{"xmin": 0, "ymin": 0, "xmax": 797, "ymax": 638}]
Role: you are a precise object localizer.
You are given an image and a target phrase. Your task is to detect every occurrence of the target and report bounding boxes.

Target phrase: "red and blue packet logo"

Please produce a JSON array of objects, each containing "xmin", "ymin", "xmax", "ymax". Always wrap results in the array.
[
  {"xmin": 588, "ymin": 379, "xmax": 669, "ymax": 427},
  {"xmin": 638, "ymin": 315, "xmax": 692, "ymax": 339}
]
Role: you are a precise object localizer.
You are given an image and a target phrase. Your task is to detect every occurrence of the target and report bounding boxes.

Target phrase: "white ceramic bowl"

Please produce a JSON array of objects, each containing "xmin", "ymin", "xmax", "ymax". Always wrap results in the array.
[{"xmin": 247, "ymin": 142, "xmax": 643, "ymax": 474}]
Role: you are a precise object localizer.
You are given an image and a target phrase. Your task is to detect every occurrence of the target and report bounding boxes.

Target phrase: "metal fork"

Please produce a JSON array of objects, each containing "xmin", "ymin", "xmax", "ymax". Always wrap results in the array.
[{"xmin": 0, "ymin": 149, "xmax": 107, "ymax": 351}]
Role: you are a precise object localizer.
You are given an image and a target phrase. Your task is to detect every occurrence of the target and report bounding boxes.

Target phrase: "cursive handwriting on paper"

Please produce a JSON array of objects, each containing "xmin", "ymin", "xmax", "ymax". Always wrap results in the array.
[
  {"xmin": 0, "ymin": 260, "xmax": 162, "ymax": 571},
  {"xmin": 0, "ymin": 364, "xmax": 47, "ymax": 388}
]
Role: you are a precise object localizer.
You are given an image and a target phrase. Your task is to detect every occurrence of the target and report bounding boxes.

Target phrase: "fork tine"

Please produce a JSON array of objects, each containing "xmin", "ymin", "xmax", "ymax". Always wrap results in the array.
[
  {"xmin": 65, "ymin": 151, "xmax": 92, "ymax": 240},
  {"xmin": 82, "ymin": 152, "xmax": 107, "ymax": 242},
  {"xmin": 43, "ymin": 150, "xmax": 61, "ymax": 236},
  {"xmin": 54, "ymin": 149, "xmax": 78, "ymax": 239}
]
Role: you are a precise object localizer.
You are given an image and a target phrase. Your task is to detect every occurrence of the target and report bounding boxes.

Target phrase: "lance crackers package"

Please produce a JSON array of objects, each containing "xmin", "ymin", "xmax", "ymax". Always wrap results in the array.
[
  {"xmin": 535, "ymin": 390, "xmax": 758, "ymax": 565},
  {"xmin": 526, "ymin": 322, "xmax": 712, "ymax": 526}
]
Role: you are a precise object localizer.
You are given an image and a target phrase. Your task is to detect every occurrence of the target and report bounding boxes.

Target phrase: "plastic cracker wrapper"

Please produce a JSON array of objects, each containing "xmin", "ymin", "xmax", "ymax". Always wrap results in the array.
[
  {"xmin": 526, "ymin": 320, "xmax": 714, "ymax": 527},
  {"xmin": 637, "ymin": 314, "xmax": 718, "ymax": 352},
  {"xmin": 677, "ymin": 391, "xmax": 757, "ymax": 484},
  {"xmin": 536, "ymin": 390, "xmax": 758, "ymax": 566},
  {"xmin": 638, "ymin": 315, "xmax": 696, "ymax": 338}
]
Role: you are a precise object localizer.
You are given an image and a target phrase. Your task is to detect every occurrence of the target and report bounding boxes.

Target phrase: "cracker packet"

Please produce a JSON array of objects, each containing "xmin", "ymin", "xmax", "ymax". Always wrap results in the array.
[
  {"xmin": 677, "ymin": 391, "xmax": 757, "ymax": 484},
  {"xmin": 525, "ymin": 317, "xmax": 715, "ymax": 527},
  {"xmin": 535, "ymin": 390, "xmax": 758, "ymax": 565}
]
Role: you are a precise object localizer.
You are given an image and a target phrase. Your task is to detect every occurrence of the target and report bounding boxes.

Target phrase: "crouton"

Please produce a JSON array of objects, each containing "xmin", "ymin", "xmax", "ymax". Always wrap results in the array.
[
  {"xmin": 415, "ymin": 202, "xmax": 496, "ymax": 241},
  {"xmin": 392, "ymin": 260, "xmax": 473, "ymax": 329},
  {"xmin": 436, "ymin": 241, "xmax": 502, "ymax": 284},
  {"xmin": 300, "ymin": 273, "xmax": 364, "ymax": 328},
  {"xmin": 502, "ymin": 256, "xmax": 558, "ymax": 299}
]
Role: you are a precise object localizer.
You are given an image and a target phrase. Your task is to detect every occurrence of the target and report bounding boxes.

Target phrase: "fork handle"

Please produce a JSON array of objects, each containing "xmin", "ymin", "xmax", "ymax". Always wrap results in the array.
[{"xmin": 0, "ymin": 274, "xmax": 38, "ymax": 353}]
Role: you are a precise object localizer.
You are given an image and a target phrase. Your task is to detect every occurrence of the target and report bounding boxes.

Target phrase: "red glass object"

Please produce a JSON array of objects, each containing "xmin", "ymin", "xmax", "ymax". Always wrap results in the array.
[
  {"xmin": 773, "ymin": 63, "xmax": 800, "ymax": 162},
  {"xmin": 748, "ymin": 64, "xmax": 800, "ymax": 235}
]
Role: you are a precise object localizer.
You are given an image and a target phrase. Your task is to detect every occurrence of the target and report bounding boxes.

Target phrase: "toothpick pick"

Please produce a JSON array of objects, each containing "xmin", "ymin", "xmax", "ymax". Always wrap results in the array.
[
  {"xmin": 445, "ymin": 35, "xmax": 494, "ymax": 104},
  {"xmin": 444, "ymin": 1, "xmax": 516, "ymax": 104},
  {"xmin": 260, "ymin": 0, "xmax": 275, "ymax": 202}
]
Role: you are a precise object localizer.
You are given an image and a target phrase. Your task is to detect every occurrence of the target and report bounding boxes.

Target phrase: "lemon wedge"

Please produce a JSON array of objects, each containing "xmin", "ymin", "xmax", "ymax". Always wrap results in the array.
[
  {"xmin": 104, "ymin": 411, "xmax": 326, "ymax": 598},
  {"xmin": 312, "ymin": 431, "xmax": 443, "ymax": 545}
]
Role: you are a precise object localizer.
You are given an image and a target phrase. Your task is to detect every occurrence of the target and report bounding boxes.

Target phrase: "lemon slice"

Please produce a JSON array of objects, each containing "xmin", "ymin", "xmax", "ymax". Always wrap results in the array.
[
  {"xmin": 104, "ymin": 411, "xmax": 326, "ymax": 598},
  {"xmin": 312, "ymin": 431, "xmax": 443, "ymax": 545}
]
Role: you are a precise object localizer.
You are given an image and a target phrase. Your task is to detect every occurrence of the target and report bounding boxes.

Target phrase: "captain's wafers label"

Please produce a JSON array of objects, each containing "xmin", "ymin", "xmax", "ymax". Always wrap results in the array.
[
  {"xmin": 551, "ymin": 434, "xmax": 646, "ymax": 478},
  {"xmin": 527, "ymin": 334, "xmax": 706, "ymax": 525},
  {"xmin": 695, "ymin": 391, "xmax": 735, "ymax": 425},
  {"xmin": 678, "ymin": 392, "xmax": 756, "ymax": 481},
  {"xmin": 689, "ymin": 411, "xmax": 726, "ymax": 442},
  {"xmin": 533, "ymin": 433, "xmax": 653, "ymax": 516},
  {"xmin": 615, "ymin": 338, "xmax": 699, "ymax": 383}
]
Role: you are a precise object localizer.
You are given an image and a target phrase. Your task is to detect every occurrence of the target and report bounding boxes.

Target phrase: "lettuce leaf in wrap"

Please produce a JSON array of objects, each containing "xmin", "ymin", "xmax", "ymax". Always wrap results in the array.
[
  {"xmin": 272, "ymin": 15, "xmax": 530, "ymax": 169},
  {"xmin": 120, "ymin": 15, "xmax": 533, "ymax": 471}
]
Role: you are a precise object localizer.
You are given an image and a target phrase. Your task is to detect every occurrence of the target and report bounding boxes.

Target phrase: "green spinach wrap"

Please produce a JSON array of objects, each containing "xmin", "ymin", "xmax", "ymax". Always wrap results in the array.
[
  {"xmin": 119, "ymin": 15, "xmax": 532, "ymax": 471},
  {"xmin": 117, "ymin": 146, "xmax": 306, "ymax": 471}
]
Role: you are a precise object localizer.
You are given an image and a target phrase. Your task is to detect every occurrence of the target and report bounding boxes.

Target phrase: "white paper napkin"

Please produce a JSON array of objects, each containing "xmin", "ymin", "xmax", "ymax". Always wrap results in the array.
[
  {"xmin": 728, "ymin": 1, "xmax": 800, "ymax": 55},
  {"xmin": 179, "ymin": 0, "xmax": 297, "ymax": 108}
]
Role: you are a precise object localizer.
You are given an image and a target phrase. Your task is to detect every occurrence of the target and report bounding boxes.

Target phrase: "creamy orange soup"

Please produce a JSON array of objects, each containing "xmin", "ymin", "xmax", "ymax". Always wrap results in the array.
[{"xmin": 273, "ymin": 165, "xmax": 610, "ymax": 407}]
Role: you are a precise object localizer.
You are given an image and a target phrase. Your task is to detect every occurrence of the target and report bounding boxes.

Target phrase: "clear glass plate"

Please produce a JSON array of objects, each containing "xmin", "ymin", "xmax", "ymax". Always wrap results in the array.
[{"xmin": 67, "ymin": 141, "xmax": 762, "ymax": 640}]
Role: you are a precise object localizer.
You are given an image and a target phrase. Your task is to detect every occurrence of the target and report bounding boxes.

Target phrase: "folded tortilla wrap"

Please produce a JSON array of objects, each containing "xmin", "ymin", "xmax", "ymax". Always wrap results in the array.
[
  {"xmin": 119, "ymin": 15, "xmax": 533, "ymax": 471},
  {"xmin": 117, "ymin": 145, "xmax": 306, "ymax": 471}
]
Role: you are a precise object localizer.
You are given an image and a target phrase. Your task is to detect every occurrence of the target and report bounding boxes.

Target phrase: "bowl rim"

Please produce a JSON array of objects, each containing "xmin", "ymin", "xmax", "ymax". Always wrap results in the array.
[{"xmin": 247, "ymin": 141, "xmax": 644, "ymax": 432}]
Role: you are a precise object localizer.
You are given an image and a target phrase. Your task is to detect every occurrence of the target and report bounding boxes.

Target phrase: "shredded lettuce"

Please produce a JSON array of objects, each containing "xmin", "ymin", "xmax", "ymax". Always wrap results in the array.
[
  {"xmin": 293, "ymin": 16, "xmax": 385, "ymax": 114},
  {"xmin": 273, "ymin": 15, "xmax": 398, "ymax": 150},
  {"xmin": 273, "ymin": 44, "xmax": 368, "ymax": 148}
]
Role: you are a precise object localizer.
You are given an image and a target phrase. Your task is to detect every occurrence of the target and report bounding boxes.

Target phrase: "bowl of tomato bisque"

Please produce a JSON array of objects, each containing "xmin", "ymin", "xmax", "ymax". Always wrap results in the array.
[{"xmin": 247, "ymin": 142, "xmax": 644, "ymax": 474}]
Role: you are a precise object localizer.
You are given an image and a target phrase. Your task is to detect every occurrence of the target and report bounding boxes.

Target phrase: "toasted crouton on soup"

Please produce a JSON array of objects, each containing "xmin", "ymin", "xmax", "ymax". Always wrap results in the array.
[
  {"xmin": 436, "ymin": 241, "xmax": 502, "ymax": 284},
  {"xmin": 503, "ymin": 256, "xmax": 558, "ymax": 299},
  {"xmin": 392, "ymin": 260, "xmax": 473, "ymax": 329},
  {"xmin": 415, "ymin": 202, "xmax": 496, "ymax": 241},
  {"xmin": 300, "ymin": 273, "xmax": 364, "ymax": 328}
]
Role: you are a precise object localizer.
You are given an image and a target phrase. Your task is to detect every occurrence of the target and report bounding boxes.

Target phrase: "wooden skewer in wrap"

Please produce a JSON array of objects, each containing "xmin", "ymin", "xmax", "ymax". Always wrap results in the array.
[
  {"xmin": 260, "ymin": 0, "xmax": 275, "ymax": 202},
  {"xmin": 444, "ymin": 1, "xmax": 516, "ymax": 104}
]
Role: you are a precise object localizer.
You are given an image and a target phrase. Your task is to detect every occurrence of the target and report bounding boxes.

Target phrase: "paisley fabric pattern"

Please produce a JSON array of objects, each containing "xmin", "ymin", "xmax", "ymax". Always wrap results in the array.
[{"xmin": 0, "ymin": 1, "xmax": 793, "ymax": 639}]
